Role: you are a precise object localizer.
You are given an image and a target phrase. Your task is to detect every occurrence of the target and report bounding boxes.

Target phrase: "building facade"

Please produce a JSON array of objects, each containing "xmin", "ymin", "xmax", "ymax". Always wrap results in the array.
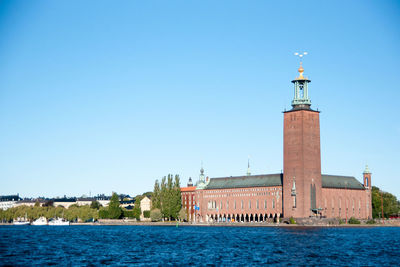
[
  {"xmin": 181, "ymin": 177, "xmax": 196, "ymax": 221},
  {"xmin": 0, "ymin": 195, "xmax": 21, "ymax": 210},
  {"xmin": 181, "ymin": 64, "xmax": 372, "ymax": 222}
]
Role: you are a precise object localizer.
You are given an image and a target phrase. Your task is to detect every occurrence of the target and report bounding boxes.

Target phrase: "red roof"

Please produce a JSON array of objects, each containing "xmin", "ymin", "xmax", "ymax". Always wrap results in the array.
[{"xmin": 181, "ymin": 186, "xmax": 196, "ymax": 192}]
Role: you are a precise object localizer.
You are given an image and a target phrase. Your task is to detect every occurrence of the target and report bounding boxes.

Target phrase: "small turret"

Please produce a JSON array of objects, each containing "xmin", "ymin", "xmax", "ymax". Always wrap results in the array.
[
  {"xmin": 363, "ymin": 165, "xmax": 371, "ymax": 189},
  {"xmin": 291, "ymin": 52, "xmax": 311, "ymax": 109},
  {"xmin": 187, "ymin": 177, "xmax": 193, "ymax": 187}
]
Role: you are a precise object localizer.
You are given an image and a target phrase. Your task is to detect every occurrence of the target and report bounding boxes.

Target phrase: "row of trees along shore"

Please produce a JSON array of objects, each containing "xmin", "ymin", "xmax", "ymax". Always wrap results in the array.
[
  {"xmin": 0, "ymin": 192, "xmax": 146, "ymax": 222},
  {"xmin": 0, "ymin": 173, "xmax": 186, "ymax": 223},
  {"xmin": 151, "ymin": 174, "xmax": 185, "ymax": 221},
  {"xmin": 2, "ymin": 181, "xmax": 398, "ymax": 223},
  {"xmin": 371, "ymin": 186, "xmax": 400, "ymax": 219}
]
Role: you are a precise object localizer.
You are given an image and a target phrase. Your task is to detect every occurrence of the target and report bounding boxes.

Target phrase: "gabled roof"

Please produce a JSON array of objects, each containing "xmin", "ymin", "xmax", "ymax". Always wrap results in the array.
[
  {"xmin": 205, "ymin": 174, "xmax": 283, "ymax": 189},
  {"xmin": 199, "ymin": 173, "xmax": 365, "ymax": 190},
  {"xmin": 321, "ymin": 175, "xmax": 365, "ymax": 190}
]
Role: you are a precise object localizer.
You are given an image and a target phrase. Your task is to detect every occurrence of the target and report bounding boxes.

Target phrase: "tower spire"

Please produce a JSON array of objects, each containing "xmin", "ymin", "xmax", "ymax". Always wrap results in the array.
[
  {"xmin": 247, "ymin": 156, "xmax": 251, "ymax": 176},
  {"xmin": 292, "ymin": 52, "xmax": 311, "ymax": 109},
  {"xmin": 199, "ymin": 161, "xmax": 205, "ymax": 182}
]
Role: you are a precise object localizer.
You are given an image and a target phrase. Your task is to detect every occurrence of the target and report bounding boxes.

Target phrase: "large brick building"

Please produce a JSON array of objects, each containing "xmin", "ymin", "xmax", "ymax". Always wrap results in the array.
[{"xmin": 181, "ymin": 63, "xmax": 372, "ymax": 222}]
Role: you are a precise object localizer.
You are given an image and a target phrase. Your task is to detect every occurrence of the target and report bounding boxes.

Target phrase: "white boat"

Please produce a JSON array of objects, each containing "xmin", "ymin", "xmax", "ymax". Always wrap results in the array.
[
  {"xmin": 32, "ymin": 216, "xmax": 48, "ymax": 226},
  {"xmin": 48, "ymin": 217, "xmax": 70, "ymax": 226},
  {"xmin": 13, "ymin": 220, "xmax": 30, "ymax": 226},
  {"xmin": 13, "ymin": 214, "xmax": 30, "ymax": 225}
]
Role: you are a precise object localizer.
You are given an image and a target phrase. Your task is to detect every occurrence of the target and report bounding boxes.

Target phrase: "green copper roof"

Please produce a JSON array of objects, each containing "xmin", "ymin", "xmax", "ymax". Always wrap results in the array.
[
  {"xmin": 202, "ymin": 174, "xmax": 365, "ymax": 190},
  {"xmin": 205, "ymin": 174, "xmax": 283, "ymax": 189},
  {"xmin": 321, "ymin": 175, "xmax": 365, "ymax": 190},
  {"xmin": 363, "ymin": 165, "xmax": 371, "ymax": 174}
]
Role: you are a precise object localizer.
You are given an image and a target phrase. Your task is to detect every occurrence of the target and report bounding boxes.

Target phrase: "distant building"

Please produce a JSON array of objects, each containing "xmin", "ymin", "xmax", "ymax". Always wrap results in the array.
[
  {"xmin": 181, "ymin": 177, "xmax": 196, "ymax": 222},
  {"xmin": 140, "ymin": 196, "xmax": 151, "ymax": 220},
  {"xmin": 95, "ymin": 195, "xmax": 111, "ymax": 207},
  {"xmin": 120, "ymin": 199, "xmax": 135, "ymax": 210},
  {"xmin": 76, "ymin": 197, "xmax": 96, "ymax": 206},
  {"xmin": 53, "ymin": 197, "xmax": 77, "ymax": 208},
  {"xmin": 15, "ymin": 199, "xmax": 45, "ymax": 208},
  {"xmin": 0, "ymin": 195, "xmax": 21, "ymax": 210}
]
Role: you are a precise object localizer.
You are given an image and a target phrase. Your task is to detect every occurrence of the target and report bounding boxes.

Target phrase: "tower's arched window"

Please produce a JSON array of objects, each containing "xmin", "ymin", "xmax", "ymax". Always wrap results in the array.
[{"xmin": 299, "ymin": 84, "xmax": 304, "ymax": 98}]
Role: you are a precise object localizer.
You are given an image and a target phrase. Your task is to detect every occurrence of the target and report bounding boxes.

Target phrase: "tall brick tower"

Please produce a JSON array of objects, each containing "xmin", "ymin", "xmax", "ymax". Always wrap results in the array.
[{"xmin": 283, "ymin": 61, "xmax": 322, "ymax": 218}]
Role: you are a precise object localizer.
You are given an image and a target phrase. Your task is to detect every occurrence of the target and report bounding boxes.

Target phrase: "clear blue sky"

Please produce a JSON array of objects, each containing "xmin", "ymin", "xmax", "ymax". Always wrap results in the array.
[{"xmin": 1, "ymin": 0, "xmax": 399, "ymax": 199}]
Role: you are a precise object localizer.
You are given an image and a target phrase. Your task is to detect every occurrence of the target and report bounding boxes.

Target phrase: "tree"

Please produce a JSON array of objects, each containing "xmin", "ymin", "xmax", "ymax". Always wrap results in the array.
[
  {"xmin": 157, "ymin": 174, "xmax": 183, "ymax": 221},
  {"xmin": 348, "ymin": 217, "xmax": 361, "ymax": 224},
  {"xmin": 107, "ymin": 192, "xmax": 122, "ymax": 219},
  {"xmin": 178, "ymin": 208, "xmax": 187, "ymax": 222},
  {"xmin": 166, "ymin": 174, "xmax": 174, "ymax": 220},
  {"xmin": 160, "ymin": 176, "xmax": 167, "ymax": 219},
  {"xmin": 150, "ymin": 209, "xmax": 162, "ymax": 222},
  {"xmin": 99, "ymin": 208, "xmax": 109, "ymax": 219},
  {"xmin": 132, "ymin": 196, "xmax": 142, "ymax": 220},
  {"xmin": 43, "ymin": 200, "xmax": 54, "ymax": 207},
  {"xmin": 172, "ymin": 175, "xmax": 182, "ymax": 220},
  {"xmin": 371, "ymin": 186, "xmax": 400, "ymax": 219},
  {"xmin": 90, "ymin": 200, "xmax": 101, "ymax": 210},
  {"xmin": 123, "ymin": 209, "xmax": 135, "ymax": 218},
  {"xmin": 152, "ymin": 180, "xmax": 161, "ymax": 210}
]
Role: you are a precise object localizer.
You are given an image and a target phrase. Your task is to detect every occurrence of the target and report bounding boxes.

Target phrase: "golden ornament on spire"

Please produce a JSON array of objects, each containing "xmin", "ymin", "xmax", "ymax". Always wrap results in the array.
[
  {"xmin": 298, "ymin": 62, "xmax": 304, "ymax": 79},
  {"xmin": 294, "ymin": 52, "xmax": 308, "ymax": 80}
]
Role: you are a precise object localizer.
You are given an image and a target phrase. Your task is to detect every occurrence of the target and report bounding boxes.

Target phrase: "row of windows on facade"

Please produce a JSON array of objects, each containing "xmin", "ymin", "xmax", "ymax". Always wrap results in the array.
[
  {"xmin": 182, "ymin": 191, "xmax": 279, "ymax": 201},
  {"xmin": 324, "ymin": 198, "xmax": 367, "ymax": 210},
  {"xmin": 327, "ymin": 207, "xmax": 363, "ymax": 217},
  {"xmin": 206, "ymin": 187, "xmax": 281, "ymax": 194},
  {"xmin": 204, "ymin": 191, "xmax": 280, "ymax": 199},
  {"xmin": 207, "ymin": 199, "xmax": 276, "ymax": 210}
]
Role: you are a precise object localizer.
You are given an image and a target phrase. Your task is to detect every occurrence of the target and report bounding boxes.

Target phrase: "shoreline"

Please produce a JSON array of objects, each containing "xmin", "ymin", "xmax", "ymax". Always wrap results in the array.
[{"xmin": 1, "ymin": 221, "xmax": 399, "ymax": 227}]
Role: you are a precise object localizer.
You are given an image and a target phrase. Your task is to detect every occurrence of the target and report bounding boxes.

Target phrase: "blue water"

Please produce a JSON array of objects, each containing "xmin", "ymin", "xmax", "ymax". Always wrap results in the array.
[{"xmin": 0, "ymin": 226, "xmax": 399, "ymax": 266}]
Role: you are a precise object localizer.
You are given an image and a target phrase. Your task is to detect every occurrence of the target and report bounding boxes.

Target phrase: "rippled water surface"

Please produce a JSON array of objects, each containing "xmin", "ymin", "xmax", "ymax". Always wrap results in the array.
[{"xmin": 1, "ymin": 225, "xmax": 399, "ymax": 266}]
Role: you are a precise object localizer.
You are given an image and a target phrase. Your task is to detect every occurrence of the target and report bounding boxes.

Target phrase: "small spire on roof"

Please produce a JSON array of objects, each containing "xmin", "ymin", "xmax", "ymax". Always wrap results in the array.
[
  {"xmin": 363, "ymin": 164, "xmax": 371, "ymax": 174},
  {"xmin": 199, "ymin": 161, "xmax": 205, "ymax": 182},
  {"xmin": 247, "ymin": 156, "xmax": 251, "ymax": 176}
]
